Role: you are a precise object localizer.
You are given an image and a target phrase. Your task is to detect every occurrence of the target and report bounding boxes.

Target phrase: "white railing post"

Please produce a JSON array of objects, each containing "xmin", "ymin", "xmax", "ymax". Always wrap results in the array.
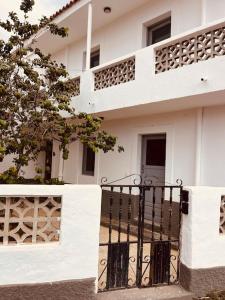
[
  {"xmin": 86, "ymin": 1, "xmax": 93, "ymax": 70},
  {"xmin": 201, "ymin": 0, "xmax": 207, "ymax": 25},
  {"xmin": 58, "ymin": 150, "xmax": 64, "ymax": 181}
]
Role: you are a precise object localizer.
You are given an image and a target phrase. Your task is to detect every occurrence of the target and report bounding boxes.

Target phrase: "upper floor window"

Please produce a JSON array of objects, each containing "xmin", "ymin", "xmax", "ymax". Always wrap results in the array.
[
  {"xmin": 90, "ymin": 49, "xmax": 100, "ymax": 68},
  {"xmin": 147, "ymin": 17, "xmax": 171, "ymax": 46},
  {"xmin": 82, "ymin": 144, "xmax": 95, "ymax": 176},
  {"xmin": 83, "ymin": 47, "xmax": 100, "ymax": 70}
]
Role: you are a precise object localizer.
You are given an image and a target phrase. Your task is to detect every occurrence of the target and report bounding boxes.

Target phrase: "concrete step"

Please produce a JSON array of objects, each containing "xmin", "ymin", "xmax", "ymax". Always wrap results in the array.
[{"xmin": 96, "ymin": 285, "xmax": 193, "ymax": 300}]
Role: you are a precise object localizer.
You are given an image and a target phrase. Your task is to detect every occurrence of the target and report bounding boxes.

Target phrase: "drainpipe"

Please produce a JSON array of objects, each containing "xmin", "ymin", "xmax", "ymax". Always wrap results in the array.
[
  {"xmin": 201, "ymin": 0, "xmax": 207, "ymax": 25},
  {"xmin": 195, "ymin": 108, "xmax": 203, "ymax": 186},
  {"xmin": 86, "ymin": 1, "xmax": 93, "ymax": 70}
]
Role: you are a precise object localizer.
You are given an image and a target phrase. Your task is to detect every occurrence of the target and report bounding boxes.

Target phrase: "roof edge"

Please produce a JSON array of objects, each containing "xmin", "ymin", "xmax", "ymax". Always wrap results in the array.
[{"xmin": 49, "ymin": 0, "xmax": 81, "ymax": 22}]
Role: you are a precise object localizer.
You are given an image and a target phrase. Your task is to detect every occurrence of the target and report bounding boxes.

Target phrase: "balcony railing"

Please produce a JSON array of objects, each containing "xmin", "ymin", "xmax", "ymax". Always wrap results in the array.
[
  {"xmin": 72, "ymin": 76, "xmax": 80, "ymax": 96},
  {"xmin": 71, "ymin": 19, "xmax": 225, "ymax": 119},
  {"xmin": 94, "ymin": 56, "xmax": 135, "ymax": 91},
  {"xmin": 155, "ymin": 23, "xmax": 225, "ymax": 74}
]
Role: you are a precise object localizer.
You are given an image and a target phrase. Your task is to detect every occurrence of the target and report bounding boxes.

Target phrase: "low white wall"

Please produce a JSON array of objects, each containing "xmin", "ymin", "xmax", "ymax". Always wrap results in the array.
[
  {"xmin": 181, "ymin": 186, "xmax": 225, "ymax": 269},
  {"xmin": 0, "ymin": 184, "xmax": 101, "ymax": 286}
]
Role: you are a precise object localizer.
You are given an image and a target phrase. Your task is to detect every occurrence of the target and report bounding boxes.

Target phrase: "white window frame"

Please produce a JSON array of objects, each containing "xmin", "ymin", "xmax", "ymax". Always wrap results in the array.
[{"xmin": 147, "ymin": 17, "xmax": 171, "ymax": 46}]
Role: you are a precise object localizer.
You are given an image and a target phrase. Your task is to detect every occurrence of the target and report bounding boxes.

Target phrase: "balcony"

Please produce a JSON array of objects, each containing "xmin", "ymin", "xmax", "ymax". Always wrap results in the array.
[
  {"xmin": 72, "ymin": 19, "xmax": 225, "ymax": 118},
  {"xmin": 155, "ymin": 20, "xmax": 225, "ymax": 73},
  {"xmin": 94, "ymin": 57, "xmax": 135, "ymax": 91}
]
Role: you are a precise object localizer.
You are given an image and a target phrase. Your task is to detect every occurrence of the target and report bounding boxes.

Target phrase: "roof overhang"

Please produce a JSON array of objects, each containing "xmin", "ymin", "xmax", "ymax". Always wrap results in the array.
[{"xmin": 35, "ymin": 0, "xmax": 149, "ymax": 54}]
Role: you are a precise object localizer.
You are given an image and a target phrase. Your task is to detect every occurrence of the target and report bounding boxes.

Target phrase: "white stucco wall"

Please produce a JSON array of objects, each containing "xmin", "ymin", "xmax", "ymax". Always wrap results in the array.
[
  {"xmin": 4, "ymin": 104, "xmax": 225, "ymax": 188},
  {"xmin": 0, "ymin": 184, "xmax": 101, "ymax": 286},
  {"xmin": 61, "ymin": 109, "xmax": 197, "ymax": 187},
  {"xmin": 181, "ymin": 186, "xmax": 225, "ymax": 269},
  {"xmin": 60, "ymin": 104, "xmax": 225, "ymax": 188},
  {"xmin": 201, "ymin": 105, "xmax": 225, "ymax": 187},
  {"xmin": 98, "ymin": 110, "xmax": 197, "ymax": 186},
  {"xmin": 0, "ymin": 152, "xmax": 46, "ymax": 179},
  {"xmin": 99, "ymin": 104, "xmax": 225, "ymax": 188},
  {"xmin": 205, "ymin": 0, "xmax": 225, "ymax": 23}
]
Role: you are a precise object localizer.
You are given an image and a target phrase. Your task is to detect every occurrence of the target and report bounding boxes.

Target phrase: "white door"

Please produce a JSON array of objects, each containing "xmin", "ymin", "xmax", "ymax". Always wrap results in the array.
[{"xmin": 141, "ymin": 134, "xmax": 166, "ymax": 221}]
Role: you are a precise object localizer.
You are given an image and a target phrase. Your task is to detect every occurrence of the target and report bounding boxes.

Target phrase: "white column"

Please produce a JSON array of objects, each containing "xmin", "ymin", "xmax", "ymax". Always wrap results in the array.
[
  {"xmin": 195, "ymin": 108, "xmax": 203, "ymax": 185},
  {"xmin": 58, "ymin": 150, "xmax": 64, "ymax": 181},
  {"xmin": 86, "ymin": 2, "xmax": 93, "ymax": 70},
  {"xmin": 201, "ymin": 0, "xmax": 207, "ymax": 25}
]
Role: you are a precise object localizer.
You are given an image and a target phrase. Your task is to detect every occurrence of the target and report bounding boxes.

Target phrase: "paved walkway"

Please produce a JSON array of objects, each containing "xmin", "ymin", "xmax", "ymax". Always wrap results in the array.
[{"xmin": 96, "ymin": 285, "xmax": 193, "ymax": 300}]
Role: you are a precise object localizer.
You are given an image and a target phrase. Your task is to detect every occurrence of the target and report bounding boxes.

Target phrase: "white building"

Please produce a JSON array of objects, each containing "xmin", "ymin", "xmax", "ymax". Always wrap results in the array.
[
  {"xmin": 1, "ymin": 0, "xmax": 225, "ymax": 187},
  {"xmin": 30, "ymin": 0, "xmax": 225, "ymax": 188},
  {"xmin": 1, "ymin": 1, "xmax": 225, "ymax": 298}
]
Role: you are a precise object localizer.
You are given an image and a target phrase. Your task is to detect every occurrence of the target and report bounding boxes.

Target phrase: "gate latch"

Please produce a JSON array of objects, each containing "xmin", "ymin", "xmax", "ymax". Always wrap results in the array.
[{"xmin": 181, "ymin": 190, "xmax": 189, "ymax": 215}]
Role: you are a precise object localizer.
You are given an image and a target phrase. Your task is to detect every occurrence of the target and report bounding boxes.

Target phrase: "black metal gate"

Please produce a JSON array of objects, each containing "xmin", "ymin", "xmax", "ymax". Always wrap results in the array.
[{"xmin": 98, "ymin": 176, "xmax": 183, "ymax": 292}]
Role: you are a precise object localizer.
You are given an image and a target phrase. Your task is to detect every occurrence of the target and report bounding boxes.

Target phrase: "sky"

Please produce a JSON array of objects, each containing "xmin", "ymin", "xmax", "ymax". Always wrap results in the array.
[{"xmin": 0, "ymin": 0, "xmax": 69, "ymax": 40}]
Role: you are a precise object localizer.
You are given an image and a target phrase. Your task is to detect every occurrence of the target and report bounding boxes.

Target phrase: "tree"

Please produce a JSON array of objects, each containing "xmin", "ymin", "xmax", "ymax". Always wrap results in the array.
[{"xmin": 0, "ymin": 0, "xmax": 121, "ymax": 183}]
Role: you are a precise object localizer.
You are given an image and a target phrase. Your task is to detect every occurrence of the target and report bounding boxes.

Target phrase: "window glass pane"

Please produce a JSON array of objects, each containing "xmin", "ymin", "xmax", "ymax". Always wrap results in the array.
[
  {"xmin": 44, "ymin": 141, "xmax": 53, "ymax": 180},
  {"xmin": 82, "ymin": 145, "xmax": 95, "ymax": 175},
  {"xmin": 90, "ymin": 50, "xmax": 100, "ymax": 68},
  {"xmin": 152, "ymin": 23, "xmax": 171, "ymax": 44},
  {"xmin": 147, "ymin": 18, "xmax": 171, "ymax": 46},
  {"xmin": 146, "ymin": 139, "xmax": 166, "ymax": 166},
  {"xmin": 86, "ymin": 147, "xmax": 95, "ymax": 172}
]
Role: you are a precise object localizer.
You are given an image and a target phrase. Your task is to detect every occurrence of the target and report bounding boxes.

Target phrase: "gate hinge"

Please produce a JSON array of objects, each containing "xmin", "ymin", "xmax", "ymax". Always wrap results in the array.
[{"xmin": 181, "ymin": 190, "xmax": 189, "ymax": 215}]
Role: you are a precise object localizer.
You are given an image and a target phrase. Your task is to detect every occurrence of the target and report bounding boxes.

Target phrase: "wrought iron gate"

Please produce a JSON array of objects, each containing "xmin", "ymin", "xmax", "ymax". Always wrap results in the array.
[{"xmin": 98, "ymin": 176, "xmax": 183, "ymax": 292}]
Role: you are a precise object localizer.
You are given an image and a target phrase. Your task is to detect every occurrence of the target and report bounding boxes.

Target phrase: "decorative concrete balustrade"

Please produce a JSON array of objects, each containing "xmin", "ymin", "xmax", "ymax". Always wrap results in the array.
[
  {"xmin": 0, "ymin": 196, "xmax": 61, "ymax": 245},
  {"xmin": 155, "ymin": 23, "xmax": 225, "ymax": 73},
  {"xmin": 94, "ymin": 56, "xmax": 135, "ymax": 90},
  {"xmin": 72, "ymin": 76, "xmax": 80, "ymax": 96},
  {"xmin": 220, "ymin": 195, "xmax": 225, "ymax": 234}
]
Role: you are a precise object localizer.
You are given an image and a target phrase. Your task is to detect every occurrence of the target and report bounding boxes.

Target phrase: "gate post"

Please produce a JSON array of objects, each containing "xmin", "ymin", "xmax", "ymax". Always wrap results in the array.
[{"xmin": 180, "ymin": 186, "xmax": 225, "ymax": 297}]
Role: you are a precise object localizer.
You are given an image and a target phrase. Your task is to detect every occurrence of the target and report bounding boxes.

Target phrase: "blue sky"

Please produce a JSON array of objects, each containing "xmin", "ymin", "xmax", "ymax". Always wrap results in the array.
[{"xmin": 0, "ymin": 0, "xmax": 69, "ymax": 39}]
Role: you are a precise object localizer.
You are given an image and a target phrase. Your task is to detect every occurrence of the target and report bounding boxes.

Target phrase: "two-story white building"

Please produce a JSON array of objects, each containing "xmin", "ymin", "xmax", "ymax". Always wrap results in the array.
[
  {"xmin": 2, "ymin": 1, "xmax": 225, "ymax": 298},
  {"xmin": 29, "ymin": 0, "xmax": 225, "ymax": 189}
]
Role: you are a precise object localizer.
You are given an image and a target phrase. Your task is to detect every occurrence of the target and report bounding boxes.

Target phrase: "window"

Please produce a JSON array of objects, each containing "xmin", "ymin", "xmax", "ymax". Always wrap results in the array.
[
  {"xmin": 90, "ymin": 49, "xmax": 100, "ymax": 68},
  {"xmin": 83, "ymin": 47, "xmax": 100, "ymax": 70},
  {"xmin": 82, "ymin": 144, "xmax": 95, "ymax": 176},
  {"xmin": 44, "ymin": 141, "xmax": 53, "ymax": 180},
  {"xmin": 146, "ymin": 138, "xmax": 166, "ymax": 166},
  {"xmin": 147, "ymin": 17, "xmax": 171, "ymax": 46}
]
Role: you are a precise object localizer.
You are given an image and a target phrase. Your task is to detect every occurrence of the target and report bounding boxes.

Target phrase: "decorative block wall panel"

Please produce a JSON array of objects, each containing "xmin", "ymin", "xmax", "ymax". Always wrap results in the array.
[
  {"xmin": 155, "ymin": 25, "xmax": 225, "ymax": 73},
  {"xmin": 220, "ymin": 196, "xmax": 225, "ymax": 234},
  {"xmin": 94, "ymin": 57, "xmax": 135, "ymax": 90},
  {"xmin": 72, "ymin": 77, "xmax": 80, "ymax": 96},
  {"xmin": 0, "ymin": 196, "xmax": 62, "ymax": 245}
]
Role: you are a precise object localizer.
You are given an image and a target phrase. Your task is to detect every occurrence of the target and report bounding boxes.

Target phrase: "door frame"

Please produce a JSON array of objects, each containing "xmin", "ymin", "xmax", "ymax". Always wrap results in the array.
[
  {"xmin": 141, "ymin": 133, "xmax": 166, "ymax": 184},
  {"xmin": 130, "ymin": 125, "xmax": 174, "ymax": 186}
]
